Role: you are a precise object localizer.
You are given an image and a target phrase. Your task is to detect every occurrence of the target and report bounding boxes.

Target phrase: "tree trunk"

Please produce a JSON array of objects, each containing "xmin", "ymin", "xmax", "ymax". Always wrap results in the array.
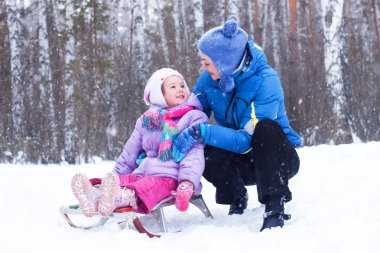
[
  {"xmin": 288, "ymin": 7, "xmax": 298, "ymax": 81},
  {"xmin": 59, "ymin": 0, "xmax": 76, "ymax": 164},
  {"xmin": 372, "ymin": 0, "xmax": 380, "ymax": 48},
  {"xmin": 0, "ymin": 1, "xmax": 13, "ymax": 162},
  {"xmin": 192, "ymin": 0, "xmax": 204, "ymax": 39},
  {"xmin": 38, "ymin": 0, "xmax": 59, "ymax": 163},
  {"xmin": 179, "ymin": 0, "xmax": 191, "ymax": 74},
  {"xmin": 321, "ymin": 0, "xmax": 352, "ymax": 144},
  {"xmin": 155, "ymin": 0, "xmax": 170, "ymax": 65},
  {"xmin": 227, "ymin": 0, "xmax": 239, "ymax": 22},
  {"xmin": 252, "ymin": 0, "xmax": 262, "ymax": 46},
  {"xmin": 132, "ymin": 0, "xmax": 146, "ymax": 83},
  {"xmin": 7, "ymin": 0, "xmax": 24, "ymax": 160}
]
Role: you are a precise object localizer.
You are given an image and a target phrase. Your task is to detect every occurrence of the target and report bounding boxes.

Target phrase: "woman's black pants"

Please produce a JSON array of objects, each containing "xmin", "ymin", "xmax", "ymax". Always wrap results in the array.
[{"xmin": 203, "ymin": 119, "xmax": 300, "ymax": 205}]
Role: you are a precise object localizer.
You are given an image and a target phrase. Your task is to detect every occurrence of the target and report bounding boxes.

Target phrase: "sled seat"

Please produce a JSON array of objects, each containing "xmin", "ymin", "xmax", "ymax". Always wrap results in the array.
[{"xmin": 59, "ymin": 194, "xmax": 213, "ymax": 237}]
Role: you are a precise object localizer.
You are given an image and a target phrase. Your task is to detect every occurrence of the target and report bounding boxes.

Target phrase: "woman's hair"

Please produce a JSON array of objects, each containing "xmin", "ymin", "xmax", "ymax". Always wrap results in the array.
[{"xmin": 198, "ymin": 20, "xmax": 248, "ymax": 92}]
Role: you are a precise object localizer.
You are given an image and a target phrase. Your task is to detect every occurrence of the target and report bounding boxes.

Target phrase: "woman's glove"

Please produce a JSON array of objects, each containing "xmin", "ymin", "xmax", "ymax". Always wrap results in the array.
[
  {"xmin": 173, "ymin": 181, "xmax": 194, "ymax": 212},
  {"xmin": 171, "ymin": 123, "xmax": 209, "ymax": 162}
]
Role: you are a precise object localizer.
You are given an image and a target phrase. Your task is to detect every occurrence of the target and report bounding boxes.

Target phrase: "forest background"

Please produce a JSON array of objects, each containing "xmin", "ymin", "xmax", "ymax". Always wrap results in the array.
[{"xmin": 1, "ymin": 0, "xmax": 379, "ymax": 164}]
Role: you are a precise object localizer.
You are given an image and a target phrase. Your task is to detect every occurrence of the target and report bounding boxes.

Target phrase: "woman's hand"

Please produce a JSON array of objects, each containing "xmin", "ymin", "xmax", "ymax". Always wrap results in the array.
[{"xmin": 171, "ymin": 123, "xmax": 208, "ymax": 162}]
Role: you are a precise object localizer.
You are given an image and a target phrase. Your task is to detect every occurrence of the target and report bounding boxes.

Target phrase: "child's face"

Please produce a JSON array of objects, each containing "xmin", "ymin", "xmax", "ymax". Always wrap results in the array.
[
  {"xmin": 162, "ymin": 75, "xmax": 189, "ymax": 107},
  {"xmin": 199, "ymin": 52, "xmax": 221, "ymax": 80}
]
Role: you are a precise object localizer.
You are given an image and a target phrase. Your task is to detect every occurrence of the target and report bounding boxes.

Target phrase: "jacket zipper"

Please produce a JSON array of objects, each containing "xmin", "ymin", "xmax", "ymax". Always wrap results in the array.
[
  {"xmin": 224, "ymin": 49, "xmax": 252, "ymax": 129},
  {"xmin": 225, "ymin": 89, "xmax": 236, "ymax": 128}
]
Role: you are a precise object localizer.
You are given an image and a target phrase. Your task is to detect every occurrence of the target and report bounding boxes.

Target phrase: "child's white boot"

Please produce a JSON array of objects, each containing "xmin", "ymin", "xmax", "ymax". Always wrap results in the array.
[
  {"xmin": 71, "ymin": 173, "xmax": 101, "ymax": 217},
  {"xmin": 98, "ymin": 173, "xmax": 137, "ymax": 216}
]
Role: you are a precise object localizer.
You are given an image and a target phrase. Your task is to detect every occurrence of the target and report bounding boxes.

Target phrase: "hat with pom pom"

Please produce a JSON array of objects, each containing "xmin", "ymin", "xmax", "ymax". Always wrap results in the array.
[
  {"xmin": 144, "ymin": 68, "xmax": 189, "ymax": 108},
  {"xmin": 198, "ymin": 20, "xmax": 248, "ymax": 92}
]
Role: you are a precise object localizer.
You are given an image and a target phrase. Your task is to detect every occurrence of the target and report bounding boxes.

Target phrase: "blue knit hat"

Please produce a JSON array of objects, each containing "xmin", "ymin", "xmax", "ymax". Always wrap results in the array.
[{"xmin": 198, "ymin": 20, "xmax": 248, "ymax": 92}]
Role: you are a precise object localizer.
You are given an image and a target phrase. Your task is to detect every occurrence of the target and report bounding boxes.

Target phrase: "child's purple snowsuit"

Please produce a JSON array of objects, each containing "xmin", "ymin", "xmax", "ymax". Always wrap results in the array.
[{"xmin": 113, "ymin": 94, "xmax": 209, "ymax": 212}]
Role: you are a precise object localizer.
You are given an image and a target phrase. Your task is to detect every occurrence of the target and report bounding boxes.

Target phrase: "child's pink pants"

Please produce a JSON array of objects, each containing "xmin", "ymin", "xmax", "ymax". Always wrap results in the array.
[{"xmin": 118, "ymin": 174, "xmax": 178, "ymax": 214}]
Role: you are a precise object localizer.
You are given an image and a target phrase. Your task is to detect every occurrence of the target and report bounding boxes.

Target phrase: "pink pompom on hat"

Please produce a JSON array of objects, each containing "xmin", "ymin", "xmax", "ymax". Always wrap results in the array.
[{"xmin": 143, "ymin": 68, "xmax": 190, "ymax": 108}]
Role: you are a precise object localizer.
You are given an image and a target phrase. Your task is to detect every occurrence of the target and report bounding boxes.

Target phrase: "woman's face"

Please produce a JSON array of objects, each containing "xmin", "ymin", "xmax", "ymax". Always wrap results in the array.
[
  {"xmin": 162, "ymin": 75, "xmax": 189, "ymax": 107},
  {"xmin": 199, "ymin": 52, "xmax": 221, "ymax": 80}
]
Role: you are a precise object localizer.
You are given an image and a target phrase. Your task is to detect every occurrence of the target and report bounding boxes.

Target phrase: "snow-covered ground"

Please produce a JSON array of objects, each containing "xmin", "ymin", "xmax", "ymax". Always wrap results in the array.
[{"xmin": 0, "ymin": 142, "xmax": 379, "ymax": 253}]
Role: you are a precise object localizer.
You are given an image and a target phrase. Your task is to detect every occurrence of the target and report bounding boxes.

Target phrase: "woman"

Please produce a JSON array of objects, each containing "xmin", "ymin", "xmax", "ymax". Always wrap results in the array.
[{"xmin": 171, "ymin": 20, "xmax": 301, "ymax": 231}]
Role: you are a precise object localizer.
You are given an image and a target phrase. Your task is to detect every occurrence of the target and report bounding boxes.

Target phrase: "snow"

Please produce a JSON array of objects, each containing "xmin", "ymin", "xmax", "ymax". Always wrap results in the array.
[{"xmin": 1, "ymin": 142, "xmax": 379, "ymax": 253}]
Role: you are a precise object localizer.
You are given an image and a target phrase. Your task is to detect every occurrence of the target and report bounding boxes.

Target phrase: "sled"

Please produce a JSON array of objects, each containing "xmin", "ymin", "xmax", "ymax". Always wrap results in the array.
[{"xmin": 59, "ymin": 194, "xmax": 213, "ymax": 238}]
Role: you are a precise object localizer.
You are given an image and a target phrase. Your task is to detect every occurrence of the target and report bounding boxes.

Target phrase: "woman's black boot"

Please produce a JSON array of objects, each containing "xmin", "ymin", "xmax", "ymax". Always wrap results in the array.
[
  {"xmin": 260, "ymin": 195, "xmax": 291, "ymax": 231},
  {"xmin": 228, "ymin": 190, "xmax": 248, "ymax": 215}
]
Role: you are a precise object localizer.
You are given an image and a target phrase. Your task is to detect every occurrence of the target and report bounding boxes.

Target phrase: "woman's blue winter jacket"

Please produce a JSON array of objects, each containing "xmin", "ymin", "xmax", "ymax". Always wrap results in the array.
[{"xmin": 193, "ymin": 40, "xmax": 302, "ymax": 154}]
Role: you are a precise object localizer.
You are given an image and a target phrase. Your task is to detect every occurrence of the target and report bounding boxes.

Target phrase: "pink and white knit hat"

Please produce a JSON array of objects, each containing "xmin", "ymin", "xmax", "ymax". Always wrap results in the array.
[{"xmin": 143, "ymin": 68, "xmax": 190, "ymax": 107}]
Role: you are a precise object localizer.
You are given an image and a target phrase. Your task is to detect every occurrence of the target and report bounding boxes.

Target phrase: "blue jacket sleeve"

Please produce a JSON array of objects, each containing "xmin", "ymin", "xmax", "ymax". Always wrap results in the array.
[{"xmin": 204, "ymin": 124, "xmax": 252, "ymax": 154}]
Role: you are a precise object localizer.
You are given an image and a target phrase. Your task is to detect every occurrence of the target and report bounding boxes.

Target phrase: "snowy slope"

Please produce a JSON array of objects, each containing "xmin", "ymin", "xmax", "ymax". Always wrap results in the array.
[{"xmin": 0, "ymin": 142, "xmax": 379, "ymax": 253}]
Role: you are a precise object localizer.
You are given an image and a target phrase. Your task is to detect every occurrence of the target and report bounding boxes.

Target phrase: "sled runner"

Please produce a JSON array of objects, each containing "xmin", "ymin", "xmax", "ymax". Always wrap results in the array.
[{"xmin": 59, "ymin": 194, "xmax": 213, "ymax": 238}]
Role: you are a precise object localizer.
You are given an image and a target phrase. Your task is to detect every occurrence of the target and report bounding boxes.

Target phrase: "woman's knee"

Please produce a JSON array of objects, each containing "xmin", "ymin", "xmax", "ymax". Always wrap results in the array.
[
  {"xmin": 252, "ymin": 119, "xmax": 289, "ymax": 147},
  {"xmin": 289, "ymin": 150, "xmax": 300, "ymax": 179},
  {"xmin": 254, "ymin": 119, "xmax": 282, "ymax": 136}
]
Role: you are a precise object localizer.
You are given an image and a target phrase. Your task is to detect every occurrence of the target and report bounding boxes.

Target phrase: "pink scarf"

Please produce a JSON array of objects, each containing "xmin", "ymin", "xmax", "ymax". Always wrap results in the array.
[{"xmin": 141, "ymin": 105, "xmax": 195, "ymax": 161}]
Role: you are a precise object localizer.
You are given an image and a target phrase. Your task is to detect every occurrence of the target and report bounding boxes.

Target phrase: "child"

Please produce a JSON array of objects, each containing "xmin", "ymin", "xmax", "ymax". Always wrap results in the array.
[{"xmin": 71, "ymin": 68, "xmax": 209, "ymax": 217}]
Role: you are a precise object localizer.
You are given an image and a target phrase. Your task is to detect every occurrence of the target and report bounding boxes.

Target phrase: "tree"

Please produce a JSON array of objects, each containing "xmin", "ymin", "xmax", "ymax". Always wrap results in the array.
[
  {"xmin": 0, "ymin": 0, "xmax": 13, "ymax": 162},
  {"xmin": 126, "ymin": 0, "xmax": 147, "ymax": 136},
  {"xmin": 179, "ymin": 0, "xmax": 191, "ymax": 74},
  {"xmin": 227, "ymin": 0, "xmax": 239, "ymax": 22},
  {"xmin": 37, "ymin": 0, "xmax": 59, "ymax": 163},
  {"xmin": 341, "ymin": 0, "xmax": 380, "ymax": 142},
  {"xmin": 252, "ymin": 0, "xmax": 262, "ymax": 46},
  {"xmin": 56, "ymin": 0, "xmax": 77, "ymax": 164},
  {"xmin": 131, "ymin": 0, "xmax": 146, "ymax": 84},
  {"xmin": 193, "ymin": 0, "xmax": 204, "ymax": 39},
  {"xmin": 321, "ymin": 0, "xmax": 353, "ymax": 144},
  {"xmin": 154, "ymin": 0, "xmax": 169, "ymax": 65},
  {"xmin": 6, "ymin": 0, "xmax": 25, "ymax": 161}
]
